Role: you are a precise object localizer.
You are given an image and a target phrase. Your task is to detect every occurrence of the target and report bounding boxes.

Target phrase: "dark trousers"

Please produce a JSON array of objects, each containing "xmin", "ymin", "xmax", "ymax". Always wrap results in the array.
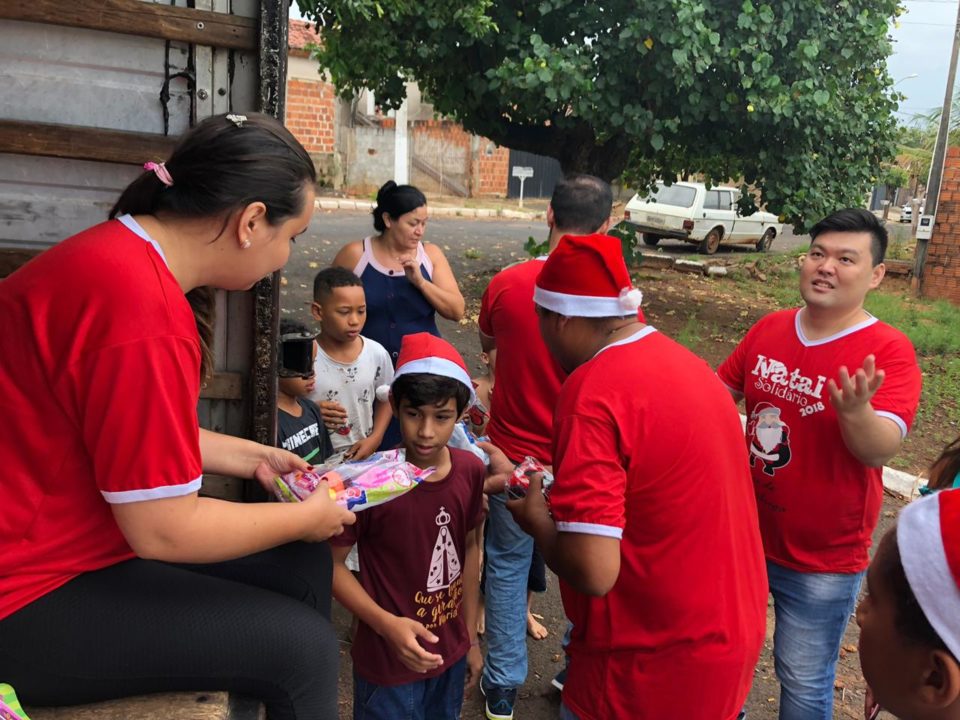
[{"xmin": 0, "ymin": 542, "xmax": 339, "ymax": 720}]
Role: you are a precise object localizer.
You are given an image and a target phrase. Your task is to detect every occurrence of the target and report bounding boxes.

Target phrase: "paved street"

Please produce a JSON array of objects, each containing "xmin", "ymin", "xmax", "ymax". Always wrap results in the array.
[{"xmin": 283, "ymin": 209, "xmax": 886, "ymax": 720}]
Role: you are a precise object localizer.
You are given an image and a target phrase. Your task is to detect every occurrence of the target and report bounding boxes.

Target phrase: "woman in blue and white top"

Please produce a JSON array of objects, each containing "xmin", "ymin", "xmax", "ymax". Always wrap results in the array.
[{"xmin": 332, "ymin": 181, "xmax": 465, "ymax": 365}]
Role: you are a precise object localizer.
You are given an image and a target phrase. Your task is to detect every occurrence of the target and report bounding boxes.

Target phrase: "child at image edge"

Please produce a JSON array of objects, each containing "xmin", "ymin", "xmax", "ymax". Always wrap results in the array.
[
  {"xmin": 330, "ymin": 332, "xmax": 485, "ymax": 720},
  {"xmin": 309, "ymin": 266, "xmax": 394, "ymax": 462},
  {"xmin": 276, "ymin": 319, "xmax": 334, "ymax": 464},
  {"xmin": 858, "ymin": 487, "xmax": 960, "ymax": 720}
]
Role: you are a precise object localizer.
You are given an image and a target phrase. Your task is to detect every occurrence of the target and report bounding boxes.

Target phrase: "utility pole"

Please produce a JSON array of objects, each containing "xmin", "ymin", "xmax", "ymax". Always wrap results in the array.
[{"xmin": 914, "ymin": 0, "xmax": 960, "ymax": 289}]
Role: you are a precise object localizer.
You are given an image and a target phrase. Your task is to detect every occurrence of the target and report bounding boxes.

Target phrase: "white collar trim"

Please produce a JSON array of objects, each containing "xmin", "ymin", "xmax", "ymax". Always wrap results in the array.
[
  {"xmin": 794, "ymin": 308, "xmax": 877, "ymax": 347},
  {"xmin": 117, "ymin": 214, "xmax": 169, "ymax": 267},
  {"xmin": 593, "ymin": 326, "xmax": 657, "ymax": 358}
]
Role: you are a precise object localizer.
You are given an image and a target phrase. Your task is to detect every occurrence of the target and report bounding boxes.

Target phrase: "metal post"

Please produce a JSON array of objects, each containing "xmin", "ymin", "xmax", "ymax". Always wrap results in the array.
[
  {"xmin": 914, "ymin": 0, "xmax": 960, "ymax": 289},
  {"xmin": 394, "ymin": 97, "xmax": 409, "ymax": 184},
  {"xmin": 519, "ymin": 177, "xmax": 526, "ymax": 208},
  {"xmin": 249, "ymin": 0, "xmax": 289, "ymax": 499}
]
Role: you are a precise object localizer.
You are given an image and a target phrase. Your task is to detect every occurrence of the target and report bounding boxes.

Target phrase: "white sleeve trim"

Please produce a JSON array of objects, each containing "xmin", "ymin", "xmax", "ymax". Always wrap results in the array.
[
  {"xmin": 102, "ymin": 476, "xmax": 203, "ymax": 504},
  {"xmin": 875, "ymin": 411, "xmax": 909, "ymax": 439},
  {"xmin": 556, "ymin": 521, "xmax": 623, "ymax": 539}
]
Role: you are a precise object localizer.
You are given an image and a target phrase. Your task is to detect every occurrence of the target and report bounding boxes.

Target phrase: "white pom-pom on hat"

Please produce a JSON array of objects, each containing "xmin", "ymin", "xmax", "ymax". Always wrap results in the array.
[{"xmin": 375, "ymin": 384, "xmax": 391, "ymax": 403}]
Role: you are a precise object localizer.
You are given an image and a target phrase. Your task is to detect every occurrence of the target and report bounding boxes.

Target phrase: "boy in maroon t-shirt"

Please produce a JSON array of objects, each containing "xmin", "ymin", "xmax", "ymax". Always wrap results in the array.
[{"xmin": 330, "ymin": 333, "xmax": 486, "ymax": 720}]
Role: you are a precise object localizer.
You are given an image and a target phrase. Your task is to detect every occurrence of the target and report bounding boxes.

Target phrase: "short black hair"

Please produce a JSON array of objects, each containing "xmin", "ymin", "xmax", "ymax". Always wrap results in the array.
[
  {"xmin": 550, "ymin": 174, "xmax": 613, "ymax": 234},
  {"xmin": 809, "ymin": 208, "xmax": 888, "ymax": 265},
  {"xmin": 877, "ymin": 529, "xmax": 956, "ymax": 661},
  {"xmin": 391, "ymin": 373, "xmax": 472, "ymax": 416},
  {"xmin": 313, "ymin": 266, "xmax": 363, "ymax": 302}
]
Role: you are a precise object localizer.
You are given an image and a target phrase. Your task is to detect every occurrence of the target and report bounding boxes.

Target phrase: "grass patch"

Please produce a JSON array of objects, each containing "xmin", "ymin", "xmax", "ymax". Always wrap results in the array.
[
  {"xmin": 675, "ymin": 310, "xmax": 703, "ymax": 350},
  {"xmin": 865, "ymin": 293, "xmax": 960, "ymax": 356},
  {"xmin": 464, "ymin": 247, "xmax": 482, "ymax": 260},
  {"xmin": 914, "ymin": 355, "xmax": 960, "ymax": 436}
]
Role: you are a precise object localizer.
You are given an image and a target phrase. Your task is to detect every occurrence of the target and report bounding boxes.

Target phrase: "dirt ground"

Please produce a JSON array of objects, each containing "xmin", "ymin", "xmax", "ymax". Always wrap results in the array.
[{"xmin": 283, "ymin": 213, "xmax": 929, "ymax": 720}]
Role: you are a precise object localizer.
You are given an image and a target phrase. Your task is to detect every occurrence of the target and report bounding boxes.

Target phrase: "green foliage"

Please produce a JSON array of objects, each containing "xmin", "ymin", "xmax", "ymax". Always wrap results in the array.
[
  {"xmin": 299, "ymin": 0, "xmax": 902, "ymax": 231},
  {"xmin": 864, "ymin": 293, "xmax": 960, "ymax": 356},
  {"xmin": 878, "ymin": 163, "xmax": 909, "ymax": 190},
  {"xmin": 524, "ymin": 235, "xmax": 549, "ymax": 258},
  {"xmin": 608, "ymin": 222, "xmax": 644, "ymax": 267}
]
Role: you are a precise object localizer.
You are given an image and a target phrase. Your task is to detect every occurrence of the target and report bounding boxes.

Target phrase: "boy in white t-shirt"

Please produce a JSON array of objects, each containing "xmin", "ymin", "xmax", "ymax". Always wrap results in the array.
[{"xmin": 309, "ymin": 267, "xmax": 394, "ymax": 461}]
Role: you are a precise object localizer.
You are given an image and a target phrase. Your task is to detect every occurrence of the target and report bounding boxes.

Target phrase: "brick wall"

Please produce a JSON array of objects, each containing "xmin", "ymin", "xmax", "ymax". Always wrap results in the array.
[
  {"xmin": 285, "ymin": 78, "xmax": 337, "ymax": 155},
  {"xmin": 921, "ymin": 146, "xmax": 960, "ymax": 303},
  {"xmin": 478, "ymin": 141, "xmax": 510, "ymax": 197}
]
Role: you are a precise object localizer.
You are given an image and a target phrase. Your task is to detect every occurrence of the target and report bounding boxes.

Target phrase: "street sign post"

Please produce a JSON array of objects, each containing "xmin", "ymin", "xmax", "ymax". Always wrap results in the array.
[{"xmin": 512, "ymin": 165, "xmax": 534, "ymax": 208}]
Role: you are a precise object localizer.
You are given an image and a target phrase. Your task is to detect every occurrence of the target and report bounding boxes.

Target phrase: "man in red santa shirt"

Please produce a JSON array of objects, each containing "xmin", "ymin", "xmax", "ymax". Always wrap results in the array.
[
  {"xmin": 508, "ymin": 233, "xmax": 767, "ymax": 720},
  {"xmin": 717, "ymin": 208, "xmax": 922, "ymax": 720}
]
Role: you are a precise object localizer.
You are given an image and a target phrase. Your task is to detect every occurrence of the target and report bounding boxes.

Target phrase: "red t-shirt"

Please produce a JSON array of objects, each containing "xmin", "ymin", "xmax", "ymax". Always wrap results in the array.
[
  {"xmin": 479, "ymin": 258, "xmax": 565, "ymax": 464},
  {"xmin": 331, "ymin": 448, "xmax": 485, "ymax": 686},
  {"xmin": 0, "ymin": 217, "xmax": 203, "ymax": 621},
  {"xmin": 550, "ymin": 327, "xmax": 767, "ymax": 720},
  {"xmin": 717, "ymin": 308, "xmax": 922, "ymax": 573}
]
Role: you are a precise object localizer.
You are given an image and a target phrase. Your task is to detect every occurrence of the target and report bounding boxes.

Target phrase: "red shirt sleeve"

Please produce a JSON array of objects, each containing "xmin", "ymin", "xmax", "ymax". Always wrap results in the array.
[
  {"xmin": 717, "ymin": 326, "xmax": 754, "ymax": 393},
  {"xmin": 478, "ymin": 281, "xmax": 496, "ymax": 338},
  {"xmin": 70, "ymin": 335, "xmax": 203, "ymax": 503},
  {"xmin": 549, "ymin": 412, "xmax": 627, "ymax": 538},
  {"xmin": 871, "ymin": 335, "xmax": 923, "ymax": 436}
]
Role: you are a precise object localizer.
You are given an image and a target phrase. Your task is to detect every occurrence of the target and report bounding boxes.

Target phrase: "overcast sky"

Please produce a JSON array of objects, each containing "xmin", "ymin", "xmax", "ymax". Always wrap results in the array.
[{"xmin": 290, "ymin": 1, "xmax": 959, "ymax": 127}]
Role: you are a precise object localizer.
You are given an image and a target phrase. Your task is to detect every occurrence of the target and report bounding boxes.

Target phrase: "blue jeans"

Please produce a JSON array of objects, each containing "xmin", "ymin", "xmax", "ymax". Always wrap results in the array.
[
  {"xmin": 767, "ymin": 560, "xmax": 864, "ymax": 720},
  {"xmin": 482, "ymin": 492, "xmax": 534, "ymax": 690},
  {"xmin": 353, "ymin": 656, "xmax": 466, "ymax": 720}
]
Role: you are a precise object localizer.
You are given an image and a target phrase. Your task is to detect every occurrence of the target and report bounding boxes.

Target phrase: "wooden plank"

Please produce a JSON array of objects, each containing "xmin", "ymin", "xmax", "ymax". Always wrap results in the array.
[
  {"xmin": 201, "ymin": 473, "xmax": 247, "ymax": 501},
  {"xmin": 0, "ymin": 121, "xmax": 177, "ymax": 166},
  {"xmin": 0, "ymin": 248, "xmax": 42, "ymax": 278},
  {"xmin": 200, "ymin": 372, "xmax": 244, "ymax": 401},
  {"xmin": 28, "ymin": 691, "xmax": 232, "ymax": 720},
  {"xmin": 1, "ymin": 0, "xmax": 257, "ymax": 51}
]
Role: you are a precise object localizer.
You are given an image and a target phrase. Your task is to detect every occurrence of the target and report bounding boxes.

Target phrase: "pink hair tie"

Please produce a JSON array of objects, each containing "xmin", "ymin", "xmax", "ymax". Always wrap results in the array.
[{"xmin": 143, "ymin": 161, "xmax": 174, "ymax": 187}]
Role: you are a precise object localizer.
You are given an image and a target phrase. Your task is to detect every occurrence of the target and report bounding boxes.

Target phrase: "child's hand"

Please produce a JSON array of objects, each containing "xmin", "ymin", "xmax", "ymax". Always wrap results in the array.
[
  {"xmin": 344, "ymin": 435, "xmax": 379, "ymax": 461},
  {"xmin": 464, "ymin": 644, "xmax": 483, "ymax": 695},
  {"xmin": 318, "ymin": 401, "xmax": 348, "ymax": 430},
  {"xmin": 299, "ymin": 482, "xmax": 356, "ymax": 541},
  {"xmin": 476, "ymin": 441, "xmax": 512, "ymax": 494},
  {"xmin": 380, "ymin": 615, "xmax": 444, "ymax": 674},
  {"xmin": 506, "ymin": 473, "xmax": 553, "ymax": 538}
]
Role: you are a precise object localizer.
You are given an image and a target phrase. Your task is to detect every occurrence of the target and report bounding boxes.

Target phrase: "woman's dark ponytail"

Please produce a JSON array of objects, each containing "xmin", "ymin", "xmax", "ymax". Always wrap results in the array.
[{"xmin": 372, "ymin": 180, "xmax": 427, "ymax": 232}]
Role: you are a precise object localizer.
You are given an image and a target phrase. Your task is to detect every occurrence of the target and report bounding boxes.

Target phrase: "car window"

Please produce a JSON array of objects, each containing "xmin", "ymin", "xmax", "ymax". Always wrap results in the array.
[
  {"xmin": 718, "ymin": 191, "xmax": 733, "ymax": 210},
  {"xmin": 646, "ymin": 183, "xmax": 697, "ymax": 208},
  {"xmin": 704, "ymin": 190, "xmax": 721, "ymax": 210}
]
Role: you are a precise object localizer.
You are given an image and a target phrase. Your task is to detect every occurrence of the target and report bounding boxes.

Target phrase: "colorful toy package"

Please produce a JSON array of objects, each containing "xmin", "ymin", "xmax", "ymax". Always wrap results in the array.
[
  {"xmin": 506, "ymin": 456, "xmax": 555, "ymax": 500},
  {"xmin": 448, "ymin": 420, "xmax": 490, "ymax": 465},
  {"xmin": 274, "ymin": 449, "xmax": 434, "ymax": 512},
  {"xmin": 0, "ymin": 684, "xmax": 30, "ymax": 720}
]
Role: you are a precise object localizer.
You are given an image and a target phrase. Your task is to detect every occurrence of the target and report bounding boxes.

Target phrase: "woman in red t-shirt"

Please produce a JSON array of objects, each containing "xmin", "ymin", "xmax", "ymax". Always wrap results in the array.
[{"xmin": 0, "ymin": 114, "xmax": 354, "ymax": 719}]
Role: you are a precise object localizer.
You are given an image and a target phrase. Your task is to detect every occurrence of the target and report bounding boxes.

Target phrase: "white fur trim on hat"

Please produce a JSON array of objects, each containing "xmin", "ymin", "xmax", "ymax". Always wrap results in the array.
[
  {"xmin": 533, "ymin": 286, "xmax": 643, "ymax": 317},
  {"xmin": 898, "ymin": 492, "xmax": 960, "ymax": 658},
  {"xmin": 394, "ymin": 357, "xmax": 476, "ymax": 404}
]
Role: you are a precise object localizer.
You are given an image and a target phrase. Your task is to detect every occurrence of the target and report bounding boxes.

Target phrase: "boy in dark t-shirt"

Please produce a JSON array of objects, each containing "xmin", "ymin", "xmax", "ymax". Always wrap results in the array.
[
  {"xmin": 331, "ymin": 333, "xmax": 485, "ymax": 720},
  {"xmin": 277, "ymin": 320, "xmax": 334, "ymax": 463}
]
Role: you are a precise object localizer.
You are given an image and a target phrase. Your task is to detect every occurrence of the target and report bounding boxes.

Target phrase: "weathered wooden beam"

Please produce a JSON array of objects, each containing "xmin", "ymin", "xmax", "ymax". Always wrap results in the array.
[
  {"xmin": 200, "ymin": 372, "xmax": 245, "ymax": 401},
  {"xmin": 0, "ymin": 120, "xmax": 178, "ymax": 166},
  {"xmin": 0, "ymin": 248, "xmax": 42, "ymax": 278},
  {"xmin": 1, "ymin": 0, "xmax": 257, "ymax": 51}
]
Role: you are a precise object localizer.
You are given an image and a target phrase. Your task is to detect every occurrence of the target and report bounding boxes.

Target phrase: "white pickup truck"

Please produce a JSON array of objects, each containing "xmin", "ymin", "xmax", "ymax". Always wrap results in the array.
[{"xmin": 623, "ymin": 181, "xmax": 783, "ymax": 254}]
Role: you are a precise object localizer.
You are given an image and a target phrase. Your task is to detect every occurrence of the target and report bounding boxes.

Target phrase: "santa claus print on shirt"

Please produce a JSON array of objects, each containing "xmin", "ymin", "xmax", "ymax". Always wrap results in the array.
[{"xmin": 748, "ymin": 402, "xmax": 791, "ymax": 476}]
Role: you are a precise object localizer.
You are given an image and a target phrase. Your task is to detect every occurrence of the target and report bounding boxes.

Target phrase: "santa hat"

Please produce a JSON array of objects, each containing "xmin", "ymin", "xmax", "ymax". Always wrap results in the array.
[
  {"xmin": 533, "ymin": 233, "xmax": 642, "ymax": 317},
  {"xmin": 897, "ymin": 488, "xmax": 960, "ymax": 658},
  {"xmin": 375, "ymin": 333, "xmax": 475, "ymax": 403}
]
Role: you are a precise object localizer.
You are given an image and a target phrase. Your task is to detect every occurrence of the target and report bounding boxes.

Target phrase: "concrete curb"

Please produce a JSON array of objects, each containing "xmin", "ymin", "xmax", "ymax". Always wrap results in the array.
[
  {"xmin": 738, "ymin": 414, "xmax": 922, "ymax": 500},
  {"xmin": 314, "ymin": 198, "xmax": 544, "ymax": 221}
]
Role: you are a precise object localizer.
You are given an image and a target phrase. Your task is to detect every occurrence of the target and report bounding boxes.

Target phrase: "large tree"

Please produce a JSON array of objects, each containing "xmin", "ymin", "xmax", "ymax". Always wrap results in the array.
[{"xmin": 298, "ymin": 0, "xmax": 903, "ymax": 228}]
